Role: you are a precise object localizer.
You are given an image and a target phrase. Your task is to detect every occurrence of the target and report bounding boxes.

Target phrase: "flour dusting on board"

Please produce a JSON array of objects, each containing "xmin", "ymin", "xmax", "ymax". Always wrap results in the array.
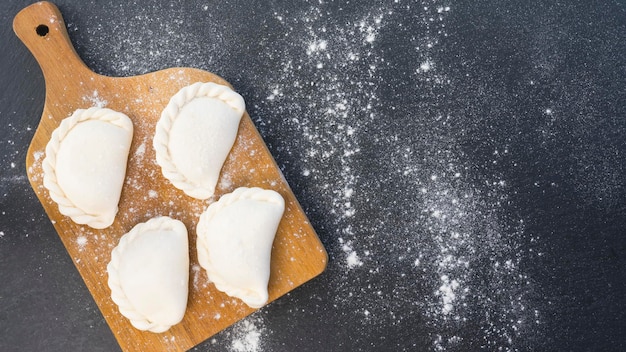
[
  {"xmin": 82, "ymin": 90, "xmax": 108, "ymax": 107},
  {"xmin": 76, "ymin": 235, "xmax": 88, "ymax": 251}
]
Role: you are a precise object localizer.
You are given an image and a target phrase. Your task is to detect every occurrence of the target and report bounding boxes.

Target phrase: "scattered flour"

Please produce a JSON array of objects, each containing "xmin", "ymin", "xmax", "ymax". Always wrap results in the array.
[
  {"xmin": 82, "ymin": 90, "xmax": 108, "ymax": 107},
  {"xmin": 33, "ymin": 151, "xmax": 44, "ymax": 162},
  {"xmin": 228, "ymin": 315, "xmax": 266, "ymax": 352},
  {"xmin": 419, "ymin": 60, "xmax": 433, "ymax": 72},
  {"xmin": 191, "ymin": 264, "xmax": 206, "ymax": 291},
  {"xmin": 76, "ymin": 235, "xmax": 88, "ymax": 251},
  {"xmin": 339, "ymin": 237, "xmax": 363, "ymax": 269},
  {"xmin": 252, "ymin": 1, "xmax": 541, "ymax": 350},
  {"xmin": 134, "ymin": 141, "xmax": 146, "ymax": 161},
  {"xmin": 438, "ymin": 275, "xmax": 461, "ymax": 315}
]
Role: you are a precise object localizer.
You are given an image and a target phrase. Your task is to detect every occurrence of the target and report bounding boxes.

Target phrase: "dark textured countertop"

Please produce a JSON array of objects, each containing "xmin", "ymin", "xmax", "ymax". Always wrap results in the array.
[{"xmin": 1, "ymin": 0, "xmax": 625, "ymax": 351}]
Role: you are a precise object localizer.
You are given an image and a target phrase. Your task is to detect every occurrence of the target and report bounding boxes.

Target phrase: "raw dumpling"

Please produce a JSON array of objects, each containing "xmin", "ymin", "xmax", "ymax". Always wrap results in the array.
[
  {"xmin": 154, "ymin": 82, "xmax": 245, "ymax": 200},
  {"xmin": 107, "ymin": 216, "xmax": 189, "ymax": 333},
  {"xmin": 42, "ymin": 107, "xmax": 133, "ymax": 229},
  {"xmin": 196, "ymin": 187, "xmax": 285, "ymax": 308}
]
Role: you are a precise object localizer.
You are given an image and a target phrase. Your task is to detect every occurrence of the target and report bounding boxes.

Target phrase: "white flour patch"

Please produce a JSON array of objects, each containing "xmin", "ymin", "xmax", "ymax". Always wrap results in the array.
[
  {"xmin": 438, "ymin": 275, "xmax": 461, "ymax": 316},
  {"xmin": 82, "ymin": 90, "xmax": 108, "ymax": 108},
  {"xmin": 228, "ymin": 314, "xmax": 266, "ymax": 352},
  {"xmin": 191, "ymin": 264, "xmax": 205, "ymax": 291},
  {"xmin": 33, "ymin": 151, "xmax": 44, "ymax": 162},
  {"xmin": 134, "ymin": 141, "xmax": 146, "ymax": 162},
  {"xmin": 339, "ymin": 238, "xmax": 363, "ymax": 269},
  {"xmin": 419, "ymin": 60, "xmax": 433, "ymax": 72},
  {"xmin": 76, "ymin": 235, "xmax": 88, "ymax": 251}
]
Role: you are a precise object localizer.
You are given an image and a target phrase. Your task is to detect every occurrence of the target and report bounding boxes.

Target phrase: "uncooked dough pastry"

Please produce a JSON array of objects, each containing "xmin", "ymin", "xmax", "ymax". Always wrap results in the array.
[
  {"xmin": 107, "ymin": 216, "xmax": 189, "ymax": 333},
  {"xmin": 196, "ymin": 187, "xmax": 285, "ymax": 308},
  {"xmin": 154, "ymin": 82, "xmax": 245, "ymax": 199},
  {"xmin": 42, "ymin": 107, "xmax": 133, "ymax": 229}
]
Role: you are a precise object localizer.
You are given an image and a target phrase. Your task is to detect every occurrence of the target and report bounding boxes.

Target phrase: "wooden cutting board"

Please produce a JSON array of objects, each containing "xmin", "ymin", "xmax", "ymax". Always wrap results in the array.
[{"xmin": 13, "ymin": 2, "xmax": 327, "ymax": 351}]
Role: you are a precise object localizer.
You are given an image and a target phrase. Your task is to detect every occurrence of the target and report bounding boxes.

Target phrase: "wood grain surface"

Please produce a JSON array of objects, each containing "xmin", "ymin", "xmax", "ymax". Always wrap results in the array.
[{"xmin": 13, "ymin": 2, "xmax": 327, "ymax": 351}]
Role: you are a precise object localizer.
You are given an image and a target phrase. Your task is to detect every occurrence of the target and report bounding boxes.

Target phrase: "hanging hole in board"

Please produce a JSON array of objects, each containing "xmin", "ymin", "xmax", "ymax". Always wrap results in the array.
[{"xmin": 36, "ymin": 24, "xmax": 49, "ymax": 37}]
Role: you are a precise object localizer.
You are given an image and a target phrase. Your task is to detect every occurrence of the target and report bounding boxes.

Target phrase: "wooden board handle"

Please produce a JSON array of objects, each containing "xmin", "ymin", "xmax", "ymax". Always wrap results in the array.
[{"xmin": 13, "ymin": 1, "xmax": 90, "ymax": 83}]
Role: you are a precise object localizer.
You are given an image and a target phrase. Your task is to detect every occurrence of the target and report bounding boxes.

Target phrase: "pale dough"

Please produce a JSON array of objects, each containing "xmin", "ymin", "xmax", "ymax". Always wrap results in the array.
[
  {"xmin": 42, "ymin": 107, "xmax": 133, "ymax": 229},
  {"xmin": 107, "ymin": 216, "xmax": 189, "ymax": 333},
  {"xmin": 196, "ymin": 187, "xmax": 285, "ymax": 308},
  {"xmin": 154, "ymin": 82, "xmax": 245, "ymax": 199}
]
